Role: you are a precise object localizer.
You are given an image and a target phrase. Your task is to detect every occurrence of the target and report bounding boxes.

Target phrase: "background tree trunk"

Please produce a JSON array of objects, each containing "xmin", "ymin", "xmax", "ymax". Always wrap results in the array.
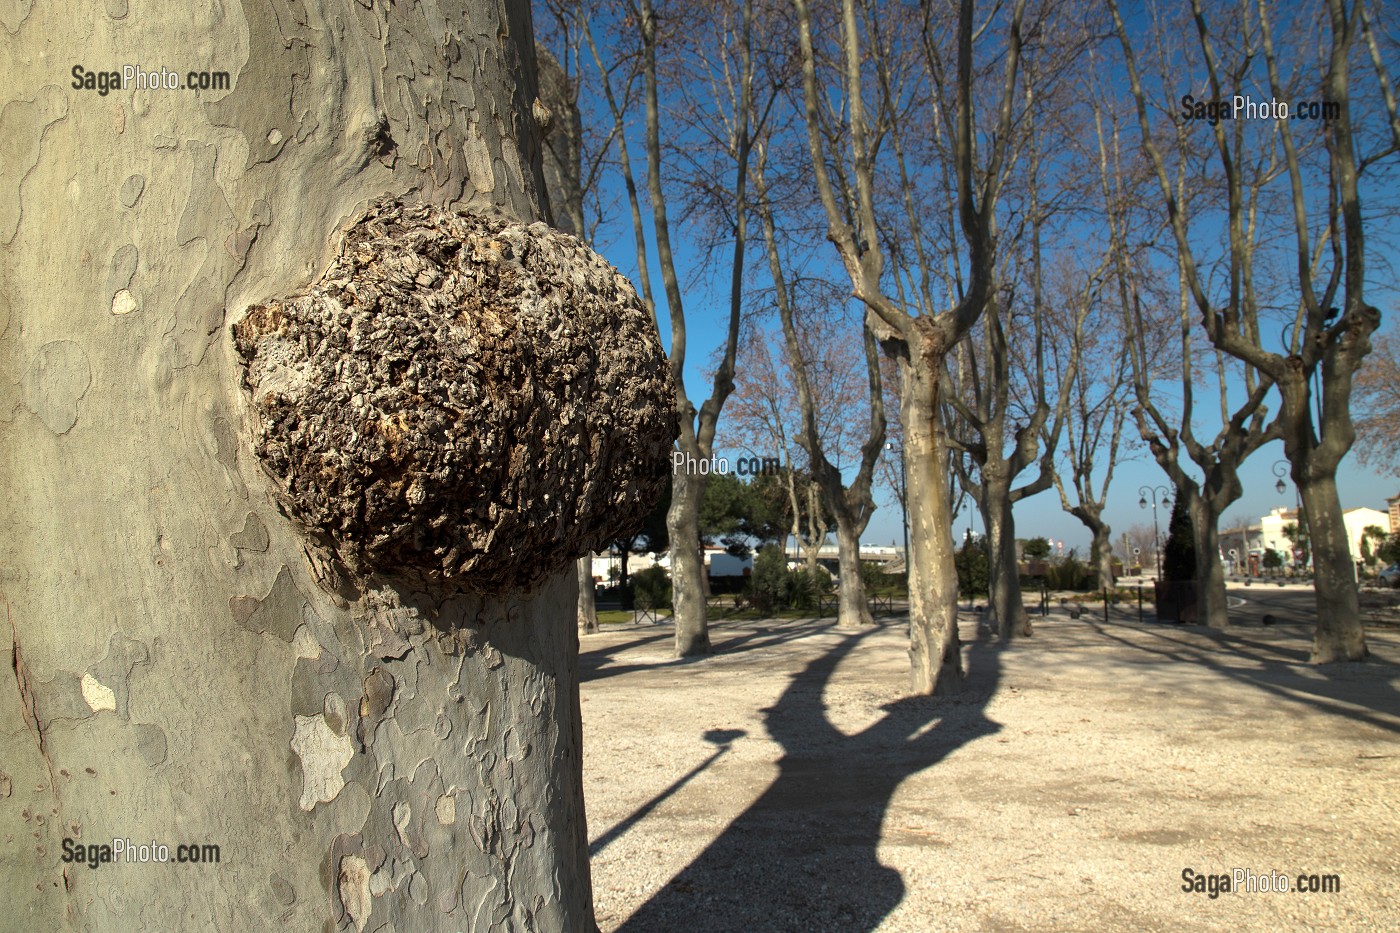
[
  {"xmin": 578, "ymin": 554, "xmax": 599, "ymax": 635},
  {"xmin": 1300, "ymin": 472, "xmax": 1367, "ymax": 662},
  {"xmin": 833, "ymin": 515, "xmax": 874, "ymax": 629},
  {"xmin": 982, "ymin": 474, "xmax": 1031, "ymax": 639},
  {"xmin": 1, "ymin": 3, "xmax": 605, "ymax": 929},
  {"xmin": 669, "ymin": 473, "xmax": 712, "ymax": 655},
  {"xmin": 1189, "ymin": 498, "xmax": 1229, "ymax": 630},
  {"xmin": 1075, "ymin": 509, "xmax": 1120, "ymax": 588}
]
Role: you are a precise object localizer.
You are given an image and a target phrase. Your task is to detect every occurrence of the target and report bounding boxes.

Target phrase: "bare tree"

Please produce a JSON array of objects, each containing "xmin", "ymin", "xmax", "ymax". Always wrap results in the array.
[
  {"xmin": 725, "ymin": 317, "xmax": 855, "ymax": 578},
  {"xmin": 1, "ymin": 1, "xmax": 677, "ymax": 928},
  {"xmin": 1090, "ymin": 47, "xmax": 1279, "ymax": 631},
  {"xmin": 1043, "ymin": 264, "xmax": 1138, "ymax": 590},
  {"xmin": 753, "ymin": 150, "xmax": 886, "ymax": 629},
  {"xmin": 1353, "ymin": 333, "xmax": 1400, "ymax": 477},
  {"xmin": 793, "ymin": 0, "xmax": 1028, "ymax": 692},
  {"xmin": 583, "ymin": 0, "xmax": 772, "ymax": 656},
  {"xmin": 1109, "ymin": 0, "xmax": 1398, "ymax": 656}
]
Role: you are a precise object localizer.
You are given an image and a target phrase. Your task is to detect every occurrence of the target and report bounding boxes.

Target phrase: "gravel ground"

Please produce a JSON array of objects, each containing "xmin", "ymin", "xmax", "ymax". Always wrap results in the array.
[{"xmin": 579, "ymin": 598, "xmax": 1400, "ymax": 932}]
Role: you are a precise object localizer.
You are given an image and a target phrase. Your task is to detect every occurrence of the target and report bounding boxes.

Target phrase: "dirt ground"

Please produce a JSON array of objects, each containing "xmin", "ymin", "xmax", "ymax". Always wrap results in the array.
[{"xmin": 579, "ymin": 593, "xmax": 1400, "ymax": 932}]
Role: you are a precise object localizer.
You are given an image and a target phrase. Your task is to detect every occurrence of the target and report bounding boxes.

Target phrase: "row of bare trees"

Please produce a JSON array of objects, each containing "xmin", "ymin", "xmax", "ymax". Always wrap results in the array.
[{"xmin": 543, "ymin": 0, "xmax": 1399, "ymax": 690}]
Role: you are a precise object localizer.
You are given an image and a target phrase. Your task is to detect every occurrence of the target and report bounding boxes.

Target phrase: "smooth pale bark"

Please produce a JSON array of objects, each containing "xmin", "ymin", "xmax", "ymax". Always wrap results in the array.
[
  {"xmin": 834, "ymin": 518, "xmax": 874, "ymax": 629},
  {"xmin": 578, "ymin": 554, "xmax": 599, "ymax": 635},
  {"xmin": 903, "ymin": 365, "xmax": 964, "ymax": 695},
  {"xmin": 1, "ymin": 3, "xmax": 599, "ymax": 929},
  {"xmin": 669, "ymin": 472, "xmax": 711, "ymax": 656}
]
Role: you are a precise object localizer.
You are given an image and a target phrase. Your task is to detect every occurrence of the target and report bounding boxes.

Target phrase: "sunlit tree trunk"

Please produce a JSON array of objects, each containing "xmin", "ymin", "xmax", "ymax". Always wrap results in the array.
[
  {"xmin": 903, "ymin": 363, "xmax": 964, "ymax": 694},
  {"xmin": 833, "ymin": 516, "xmax": 874, "ymax": 629},
  {"xmin": 578, "ymin": 555, "xmax": 599, "ymax": 635},
  {"xmin": 0, "ymin": 3, "xmax": 622, "ymax": 928}
]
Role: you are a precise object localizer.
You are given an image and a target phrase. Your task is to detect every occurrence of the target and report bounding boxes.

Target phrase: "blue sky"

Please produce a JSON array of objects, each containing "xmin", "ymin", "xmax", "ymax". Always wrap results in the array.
[{"xmin": 565, "ymin": 2, "xmax": 1400, "ymax": 558}]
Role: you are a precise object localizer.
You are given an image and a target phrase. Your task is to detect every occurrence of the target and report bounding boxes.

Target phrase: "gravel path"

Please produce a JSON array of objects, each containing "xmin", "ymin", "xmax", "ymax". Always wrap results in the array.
[{"xmin": 580, "ymin": 600, "xmax": 1400, "ymax": 932}]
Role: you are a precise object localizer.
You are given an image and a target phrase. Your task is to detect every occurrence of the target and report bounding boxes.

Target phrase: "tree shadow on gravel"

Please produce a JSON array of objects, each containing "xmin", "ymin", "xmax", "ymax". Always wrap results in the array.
[
  {"xmin": 612, "ymin": 622, "xmax": 1003, "ymax": 933},
  {"xmin": 581, "ymin": 618, "xmax": 840, "ymax": 683},
  {"xmin": 1083, "ymin": 618, "xmax": 1400, "ymax": 735}
]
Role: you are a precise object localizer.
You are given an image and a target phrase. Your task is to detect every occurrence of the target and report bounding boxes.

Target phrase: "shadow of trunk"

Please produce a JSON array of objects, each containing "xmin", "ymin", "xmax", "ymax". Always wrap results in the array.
[{"xmin": 613, "ymin": 621, "xmax": 1003, "ymax": 932}]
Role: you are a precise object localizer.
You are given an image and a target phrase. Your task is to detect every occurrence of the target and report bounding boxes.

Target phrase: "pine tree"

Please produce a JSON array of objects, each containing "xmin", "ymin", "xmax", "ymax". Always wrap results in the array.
[{"xmin": 1162, "ymin": 496, "xmax": 1197, "ymax": 582}]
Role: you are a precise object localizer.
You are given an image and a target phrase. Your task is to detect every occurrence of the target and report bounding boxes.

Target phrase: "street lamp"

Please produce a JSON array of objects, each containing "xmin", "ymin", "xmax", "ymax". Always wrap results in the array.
[
  {"xmin": 1138, "ymin": 484, "xmax": 1170, "ymax": 579},
  {"xmin": 885, "ymin": 441, "xmax": 909, "ymax": 585},
  {"xmin": 1272, "ymin": 459, "xmax": 1304, "ymax": 572}
]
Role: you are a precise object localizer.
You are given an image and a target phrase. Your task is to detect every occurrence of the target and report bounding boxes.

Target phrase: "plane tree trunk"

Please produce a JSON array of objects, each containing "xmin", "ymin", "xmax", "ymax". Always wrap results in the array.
[
  {"xmin": 578, "ymin": 555, "xmax": 599, "ymax": 635},
  {"xmin": 1, "ymin": 3, "xmax": 675, "ymax": 929},
  {"xmin": 833, "ymin": 515, "xmax": 875, "ymax": 629}
]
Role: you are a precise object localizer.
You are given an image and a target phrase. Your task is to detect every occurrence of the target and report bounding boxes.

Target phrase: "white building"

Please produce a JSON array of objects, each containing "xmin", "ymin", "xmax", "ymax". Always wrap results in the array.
[
  {"xmin": 1252, "ymin": 504, "xmax": 1390, "ymax": 569},
  {"xmin": 586, "ymin": 546, "xmax": 754, "ymax": 583},
  {"xmin": 1258, "ymin": 506, "xmax": 1301, "ymax": 561},
  {"xmin": 1343, "ymin": 507, "xmax": 1390, "ymax": 562}
]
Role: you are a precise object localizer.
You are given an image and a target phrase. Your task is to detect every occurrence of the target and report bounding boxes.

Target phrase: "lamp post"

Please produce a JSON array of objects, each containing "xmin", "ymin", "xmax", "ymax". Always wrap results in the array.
[
  {"xmin": 886, "ymin": 441, "xmax": 909, "ymax": 585},
  {"xmin": 1272, "ymin": 459, "xmax": 1304, "ymax": 571},
  {"xmin": 1138, "ymin": 485, "xmax": 1170, "ymax": 579}
]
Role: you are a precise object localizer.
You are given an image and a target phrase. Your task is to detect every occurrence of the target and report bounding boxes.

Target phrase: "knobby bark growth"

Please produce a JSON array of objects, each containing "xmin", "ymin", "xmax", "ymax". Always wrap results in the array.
[{"xmin": 1, "ymin": 3, "xmax": 673, "ymax": 929}]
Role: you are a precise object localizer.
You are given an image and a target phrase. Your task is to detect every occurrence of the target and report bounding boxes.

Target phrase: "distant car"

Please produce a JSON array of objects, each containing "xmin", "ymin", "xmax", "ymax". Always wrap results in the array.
[{"xmin": 1380, "ymin": 564, "xmax": 1400, "ymax": 588}]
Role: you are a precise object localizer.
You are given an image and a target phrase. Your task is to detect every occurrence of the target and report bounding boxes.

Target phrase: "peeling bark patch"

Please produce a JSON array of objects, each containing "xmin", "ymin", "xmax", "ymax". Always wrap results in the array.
[
  {"xmin": 119, "ymin": 174, "xmax": 144, "ymax": 207},
  {"xmin": 357, "ymin": 667, "xmax": 395, "ymax": 746},
  {"xmin": 232, "ymin": 197, "xmax": 677, "ymax": 594},
  {"xmin": 291, "ymin": 714, "xmax": 354, "ymax": 811},
  {"xmin": 133, "ymin": 723, "xmax": 168, "ymax": 768},
  {"xmin": 337, "ymin": 854, "xmax": 373, "ymax": 932},
  {"xmin": 23, "ymin": 340, "xmax": 91, "ymax": 434},
  {"xmin": 230, "ymin": 511, "xmax": 270, "ymax": 553},
  {"xmin": 0, "ymin": 88, "xmax": 67, "ymax": 243},
  {"xmin": 229, "ymin": 565, "xmax": 310, "ymax": 642},
  {"xmin": 79, "ymin": 674, "xmax": 116, "ymax": 713},
  {"xmin": 110, "ymin": 289, "xmax": 138, "ymax": 316},
  {"xmin": 434, "ymin": 793, "xmax": 455, "ymax": 825}
]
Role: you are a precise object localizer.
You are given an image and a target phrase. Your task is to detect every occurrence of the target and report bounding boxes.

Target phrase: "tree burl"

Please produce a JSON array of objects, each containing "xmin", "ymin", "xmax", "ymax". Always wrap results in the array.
[{"xmin": 233, "ymin": 197, "xmax": 677, "ymax": 595}]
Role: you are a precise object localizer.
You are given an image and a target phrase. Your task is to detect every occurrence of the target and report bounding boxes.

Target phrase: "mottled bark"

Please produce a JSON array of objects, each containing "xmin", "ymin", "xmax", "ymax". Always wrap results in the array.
[
  {"xmin": 0, "ymin": 2, "xmax": 674, "ymax": 928},
  {"xmin": 981, "ymin": 472, "xmax": 1031, "ymax": 639},
  {"xmin": 834, "ymin": 518, "xmax": 874, "ymax": 629},
  {"xmin": 903, "ymin": 365, "xmax": 964, "ymax": 695},
  {"xmin": 1300, "ymin": 471, "xmax": 1367, "ymax": 662},
  {"xmin": 668, "ymin": 473, "xmax": 711, "ymax": 656}
]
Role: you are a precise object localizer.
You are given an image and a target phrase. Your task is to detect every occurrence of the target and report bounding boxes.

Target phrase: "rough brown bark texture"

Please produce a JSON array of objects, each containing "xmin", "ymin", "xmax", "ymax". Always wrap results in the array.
[
  {"xmin": 1, "ymin": 1, "xmax": 669, "ymax": 929},
  {"xmin": 233, "ymin": 198, "xmax": 675, "ymax": 594}
]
